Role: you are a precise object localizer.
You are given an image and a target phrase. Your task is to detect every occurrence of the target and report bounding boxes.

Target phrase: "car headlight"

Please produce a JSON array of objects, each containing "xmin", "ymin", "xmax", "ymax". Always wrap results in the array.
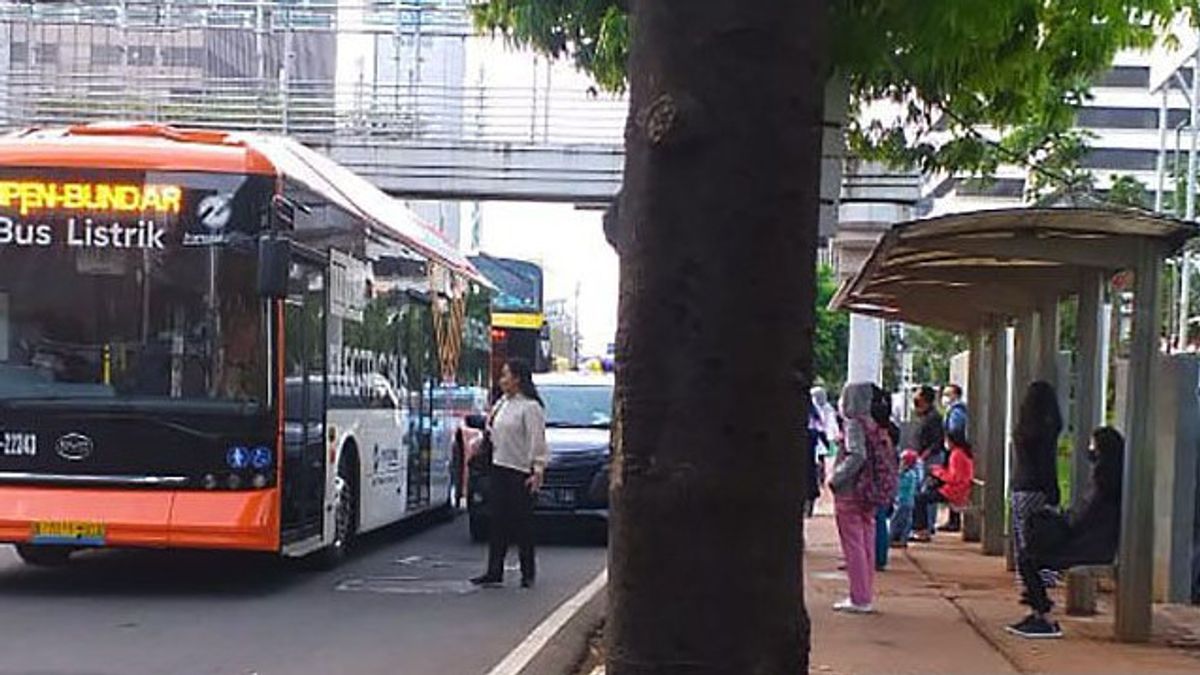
[{"xmin": 588, "ymin": 464, "xmax": 610, "ymax": 506}]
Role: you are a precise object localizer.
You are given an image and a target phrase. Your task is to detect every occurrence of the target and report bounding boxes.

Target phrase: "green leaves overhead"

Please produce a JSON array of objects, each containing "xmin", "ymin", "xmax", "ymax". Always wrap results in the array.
[
  {"xmin": 471, "ymin": 0, "xmax": 1200, "ymax": 179},
  {"xmin": 840, "ymin": 0, "xmax": 1192, "ymax": 176},
  {"xmin": 472, "ymin": 0, "xmax": 629, "ymax": 92},
  {"xmin": 815, "ymin": 265, "xmax": 850, "ymax": 392}
]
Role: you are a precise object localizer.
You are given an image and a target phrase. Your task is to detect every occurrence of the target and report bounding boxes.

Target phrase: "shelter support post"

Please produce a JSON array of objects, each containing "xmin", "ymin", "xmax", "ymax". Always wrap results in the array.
[
  {"xmin": 1040, "ymin": 299, "xmax": 1071, "ymax": 423},
  {"xmin": 1073, "ymin": 273, "xmax": 1106, "ymax": 509},
  {"xmin": 983, "ymin": 322, "xmax": 1009, "ymax": 556},
  {"xmin": 1007, "ymin": 313, "xmax": 1037, "ymax": 570},
  {"xmin": 964, "ymin": 331, "xmax": 987, "ymax": 543},
  {"xmin": 1037, "ymin": 299, "xmax": 1060, "ymax": 386},
  {"xmin": 1152, "ymin": 354, "xmax": 1200, "ymax": 603},
  {"xmin": 1115, "ymin": 241, "xmax": 1164, "ymax": 643},
  {"xmin": 848, "ymin": 314, "xmax": 883, "ymax": 384},
  {"xmin": 1014, "ymin": 312, "xmax": 1035, "ymax": 403}
]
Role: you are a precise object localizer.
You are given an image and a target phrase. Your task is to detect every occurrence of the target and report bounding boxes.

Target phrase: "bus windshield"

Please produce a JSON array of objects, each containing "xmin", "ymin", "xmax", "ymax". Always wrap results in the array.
[
  {"xmin": 469, "ymin": 255, "xmax": 543, "ymax": 314},
  {"xmin": 0, "ymin": 169, "xmax": 272, "ymax": 406}
]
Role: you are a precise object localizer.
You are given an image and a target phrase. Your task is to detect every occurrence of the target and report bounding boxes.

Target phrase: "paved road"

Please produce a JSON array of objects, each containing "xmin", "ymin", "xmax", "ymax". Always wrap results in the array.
[{"xmin": 0, "ymin": 514, "xmax": 607, "ymax": 675}]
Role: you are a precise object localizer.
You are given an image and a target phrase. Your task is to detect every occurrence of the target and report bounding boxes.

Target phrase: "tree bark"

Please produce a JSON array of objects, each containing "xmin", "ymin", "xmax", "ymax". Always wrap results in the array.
[{"xmin": 608, "ymin": 2, "xmax": 827, "ymax": 673}]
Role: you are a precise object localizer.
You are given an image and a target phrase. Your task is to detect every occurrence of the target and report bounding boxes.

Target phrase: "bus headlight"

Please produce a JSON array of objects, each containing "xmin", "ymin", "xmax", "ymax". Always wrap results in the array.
[
  {"xmin": 202, "ymin": 474, "xmax": 218, "ymax": 490},
  {"xmin": 226, "ymin": 474, "xmax": 243, "ymax": 490},
  {"xmin": 251, "ymin": 474, "xmax": 268, "ymax": 489}
]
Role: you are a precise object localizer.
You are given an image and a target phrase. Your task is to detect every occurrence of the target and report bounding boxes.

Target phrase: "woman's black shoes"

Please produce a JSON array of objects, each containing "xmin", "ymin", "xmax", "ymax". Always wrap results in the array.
[
  {"xmin": 469, "ymin": 573, "xmax": 533, "ymax": 588},
  {"xmin": 1005, "ymin": 614, "xmax": 1062, "ymax": 639}
]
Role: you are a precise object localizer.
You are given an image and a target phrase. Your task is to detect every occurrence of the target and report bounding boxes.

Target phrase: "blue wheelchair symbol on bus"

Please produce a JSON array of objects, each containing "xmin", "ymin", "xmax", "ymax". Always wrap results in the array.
[{"xmin": 250, "ymin": 446, "xmax": 273, "ymax": 470}]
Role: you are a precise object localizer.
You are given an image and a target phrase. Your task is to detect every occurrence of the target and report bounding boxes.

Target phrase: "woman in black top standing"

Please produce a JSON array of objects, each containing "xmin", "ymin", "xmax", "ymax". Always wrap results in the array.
[
  {"xmin": 1007, "ymin": 427, "xmax": 1124, "ymax": 639},
  {"xmin": 1010, "ymin": 381, "xmax": 1063, "ymax": 578}
]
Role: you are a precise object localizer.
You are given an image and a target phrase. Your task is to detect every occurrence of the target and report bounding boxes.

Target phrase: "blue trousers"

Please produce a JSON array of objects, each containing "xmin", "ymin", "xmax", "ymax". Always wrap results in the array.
[
  {"xmin": 875, "ymin": 505, "xmax": 890, "ymax": 569},
  {"xmin": 890, "ymin": 502, "xmax": 914, "ymax": 543}
]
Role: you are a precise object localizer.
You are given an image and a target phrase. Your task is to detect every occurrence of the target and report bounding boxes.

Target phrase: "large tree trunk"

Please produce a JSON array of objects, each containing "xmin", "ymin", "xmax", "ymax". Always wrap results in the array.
[{"xmin": 607, "ymin": 1, "xmax": 827, "ymax": 673}]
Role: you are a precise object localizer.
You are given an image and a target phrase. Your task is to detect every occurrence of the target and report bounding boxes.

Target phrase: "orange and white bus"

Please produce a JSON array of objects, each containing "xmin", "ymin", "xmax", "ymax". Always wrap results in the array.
[{"xmin": 0, "ymin": 123, "xmax": 491, "ymax": 566}]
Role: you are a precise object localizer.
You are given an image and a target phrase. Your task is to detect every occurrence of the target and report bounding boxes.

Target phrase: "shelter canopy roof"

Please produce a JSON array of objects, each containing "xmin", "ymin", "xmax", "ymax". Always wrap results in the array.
[{"xmin": 831, "ymin": 207, "xmax": 1198, "ymax": 333}]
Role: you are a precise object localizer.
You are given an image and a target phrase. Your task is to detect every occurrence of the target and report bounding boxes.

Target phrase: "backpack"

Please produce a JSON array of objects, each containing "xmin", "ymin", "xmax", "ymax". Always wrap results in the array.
[{"xmin": 855, "ymin": 416, "xmax": 899, "ymax": 508}]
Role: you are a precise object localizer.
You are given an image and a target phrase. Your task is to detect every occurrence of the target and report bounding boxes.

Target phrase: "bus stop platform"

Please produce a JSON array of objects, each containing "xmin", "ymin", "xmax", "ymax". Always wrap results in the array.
[
  {"xmin": 805, "ymin": 506, "xmax": 1200, "ymax": 675},
  {"xmin": 831, "ymin": 206, "xmax": 1200, "ymax": 642}
]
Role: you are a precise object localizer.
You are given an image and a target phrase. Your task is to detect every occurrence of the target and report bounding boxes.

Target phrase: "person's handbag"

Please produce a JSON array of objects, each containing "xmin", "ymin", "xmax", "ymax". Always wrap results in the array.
[
  {"xmin": 468, "ymin": 399, "xmax": 505, "ymax": 472},
  {"xmin": 469, "ymin": 431, "xmax": 494, "ymax": 472},
  {"xmin": 1026, "ymin": 506, "xmax": 1070, "ymax": 557}
]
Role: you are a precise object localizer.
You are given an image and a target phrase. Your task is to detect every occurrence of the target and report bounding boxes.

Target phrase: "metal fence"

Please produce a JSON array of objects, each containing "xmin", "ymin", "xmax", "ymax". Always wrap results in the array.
[
  {"xmin": 0, "ymin": 1, "xmax": 628, "ymax": 147},
  {"xmin": 0, "ymin": 1, "xmax": 472, "ymax": 35},
  {"xmin": 0, "ymin": 75, "xmax": 627, "ymax": 145}
]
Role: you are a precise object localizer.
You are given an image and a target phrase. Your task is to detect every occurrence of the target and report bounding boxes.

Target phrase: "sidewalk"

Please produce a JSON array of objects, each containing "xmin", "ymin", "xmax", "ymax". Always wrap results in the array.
[{"xmin": 806, "ymin": 503, "xmax": 1200, "ymax": 674}]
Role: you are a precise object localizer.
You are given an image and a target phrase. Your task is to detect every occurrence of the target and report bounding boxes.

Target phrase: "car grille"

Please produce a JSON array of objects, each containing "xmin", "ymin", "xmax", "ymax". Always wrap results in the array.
[{"xmin": 543, "ymin": 463, "xmax": 596, "ymax": 489}]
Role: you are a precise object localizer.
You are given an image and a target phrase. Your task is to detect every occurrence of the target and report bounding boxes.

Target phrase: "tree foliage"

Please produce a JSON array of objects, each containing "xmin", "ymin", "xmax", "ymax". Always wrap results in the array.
[
  {"xmin": 471, "ymin": 1, "xmax": 1199, "ymax": 180},
  {"xmin": 472, "ymin": 0, "xmax": 629, "ymax": 92},
  {"xmin": 1108, "ymin": 174, "xmax": 1151, "ymax": 209},
  {"xmin": 815, "ymin": 264, "xmax": 849, "ymax": 391},
  {"xmin": 883, "ymin": 324, "xmax": 968, "ymax": 390}
]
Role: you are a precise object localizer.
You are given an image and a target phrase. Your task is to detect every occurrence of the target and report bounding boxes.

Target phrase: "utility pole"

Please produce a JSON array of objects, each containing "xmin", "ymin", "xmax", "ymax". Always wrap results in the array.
[
  {"xmin": 573, "ymin": 281, "xmax": 581, "ymax": 370},
  {"xmin": 1156, "ymin": 86, "xmax": 1168, "ymax": 213},
  {"xmin": 1180, "ymin": 42, "xmax": 1200, "ymax": 351}
]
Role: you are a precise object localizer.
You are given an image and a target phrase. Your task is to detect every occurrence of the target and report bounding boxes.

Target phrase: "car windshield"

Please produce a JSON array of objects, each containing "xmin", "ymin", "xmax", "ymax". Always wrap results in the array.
[{"xmin": 540, "ymin": 384, "xmax": 613, "ymax": 428}]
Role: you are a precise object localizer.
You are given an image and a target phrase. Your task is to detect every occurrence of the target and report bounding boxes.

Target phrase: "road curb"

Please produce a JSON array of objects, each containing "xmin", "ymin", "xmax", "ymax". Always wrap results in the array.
[
  {"xmin": 485, "ymin": 569, "xmax": 608, "ymax": 675},
  {"xmin": 519, "ymin": 576, "xmax": 607, "ymax": 675}
]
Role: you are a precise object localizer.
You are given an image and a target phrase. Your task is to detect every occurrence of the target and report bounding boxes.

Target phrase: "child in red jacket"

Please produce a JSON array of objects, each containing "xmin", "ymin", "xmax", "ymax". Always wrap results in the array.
[{"xmin": 910, "ymin": 428, "xmax": 975, "ymax": 541}]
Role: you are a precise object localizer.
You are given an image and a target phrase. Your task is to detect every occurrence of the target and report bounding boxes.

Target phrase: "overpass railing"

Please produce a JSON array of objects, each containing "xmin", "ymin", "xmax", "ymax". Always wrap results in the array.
[{"xmin": 0, "ymin": 74, "xmax": 628, "ymax": 146}]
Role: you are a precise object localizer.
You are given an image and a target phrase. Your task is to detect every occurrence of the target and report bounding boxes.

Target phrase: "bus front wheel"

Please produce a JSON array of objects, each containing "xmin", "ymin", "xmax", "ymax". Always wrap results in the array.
[
  {"xmin": 15, "ymin": 544, "xmax": 72, "ymax": 567},
  {"xmin": 310, "ymin": 457, "xmax": 358, "ymax": 570}
]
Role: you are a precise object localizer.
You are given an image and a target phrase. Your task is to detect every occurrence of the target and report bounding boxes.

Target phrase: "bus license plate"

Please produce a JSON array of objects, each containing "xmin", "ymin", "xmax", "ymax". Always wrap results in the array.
[{"xmin": 30, "ymin": 521, "xmax": 106, "ymax": 546}]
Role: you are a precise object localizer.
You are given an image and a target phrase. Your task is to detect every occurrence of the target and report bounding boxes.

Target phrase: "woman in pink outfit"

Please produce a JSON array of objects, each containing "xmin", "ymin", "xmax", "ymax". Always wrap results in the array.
[{"xmin": 828, "ymin": 382, "xmax": 894, "ymax": 613}]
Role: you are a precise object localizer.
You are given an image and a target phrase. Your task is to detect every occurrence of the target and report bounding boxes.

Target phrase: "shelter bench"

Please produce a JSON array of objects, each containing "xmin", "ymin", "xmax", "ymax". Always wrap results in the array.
[
  {"xmin": 948, "ymin": 478, "xmax": 986, "ymax": 514},
  {"xmin": 1065, "ymin": 563, "xmax": 1117, "ymax": 616},
  {"xmin": 951, "ymin": 478, "xmax": 985, "ymax": 543}
]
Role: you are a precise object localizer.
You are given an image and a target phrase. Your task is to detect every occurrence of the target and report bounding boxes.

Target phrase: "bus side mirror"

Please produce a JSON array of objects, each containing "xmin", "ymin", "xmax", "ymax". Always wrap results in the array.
[{"xmin": 257, "ymin": 238, "xmax": 291, "ymax": 298}]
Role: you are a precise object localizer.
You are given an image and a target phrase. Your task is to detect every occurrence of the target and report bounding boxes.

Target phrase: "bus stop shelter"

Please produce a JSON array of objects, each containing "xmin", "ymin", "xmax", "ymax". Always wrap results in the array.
[{"xmin": 831, "ymin": 207, "xmax": 1198, "ymax": 642}]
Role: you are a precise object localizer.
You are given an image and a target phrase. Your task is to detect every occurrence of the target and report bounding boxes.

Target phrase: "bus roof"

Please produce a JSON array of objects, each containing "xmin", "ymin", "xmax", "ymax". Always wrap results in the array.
[{"xmin": 0, "ymin": 122, "xmax": 486, "ymax": 286}]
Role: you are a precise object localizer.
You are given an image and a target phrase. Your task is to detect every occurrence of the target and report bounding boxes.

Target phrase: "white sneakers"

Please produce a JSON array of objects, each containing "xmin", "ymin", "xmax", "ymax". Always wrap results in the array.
[{"xmin": 832, "ymin": 598, "xmax": 876, "ymax": 614}]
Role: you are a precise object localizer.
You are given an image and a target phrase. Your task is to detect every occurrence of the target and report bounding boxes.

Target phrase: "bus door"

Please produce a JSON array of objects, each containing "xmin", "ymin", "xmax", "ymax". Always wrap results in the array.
[
  {"xmin": 281, "ymin": 258, "xmax": 328, "ymax": 543},
  {"xmin": 402, "ymin": 295, "xmax": 434, "ymax": 511}
]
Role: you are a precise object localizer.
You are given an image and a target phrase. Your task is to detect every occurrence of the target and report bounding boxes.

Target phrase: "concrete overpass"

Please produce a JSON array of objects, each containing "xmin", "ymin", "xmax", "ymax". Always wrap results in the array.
[{"xmin": 324, "ymin": 138, "xmax": 624, "ymax": 205}]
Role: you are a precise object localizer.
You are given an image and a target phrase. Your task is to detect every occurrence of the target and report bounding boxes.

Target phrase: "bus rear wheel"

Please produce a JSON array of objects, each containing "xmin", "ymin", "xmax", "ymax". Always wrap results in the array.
[{"xmin": 15, "ymin": 544, "xmax": 72, "ymax": 567}]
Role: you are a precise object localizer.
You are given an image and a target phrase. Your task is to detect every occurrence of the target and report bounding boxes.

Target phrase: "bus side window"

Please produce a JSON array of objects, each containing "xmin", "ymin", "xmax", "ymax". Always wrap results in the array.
[{"xmin": 370, "ymin": 375, "xmax": 395, "ymax": 410}]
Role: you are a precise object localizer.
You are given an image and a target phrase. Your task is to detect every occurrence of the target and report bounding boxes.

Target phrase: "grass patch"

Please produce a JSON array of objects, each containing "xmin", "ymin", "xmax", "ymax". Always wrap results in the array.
[{"xmin": 1057, "ymin": 453, "xmax": 1072, "ymax": 505}]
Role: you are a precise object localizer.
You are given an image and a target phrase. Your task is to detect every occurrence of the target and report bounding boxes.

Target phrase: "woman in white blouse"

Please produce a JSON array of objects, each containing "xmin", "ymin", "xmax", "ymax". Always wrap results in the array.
[{"xmin": 471, "ymin": 358, "xmax": 550, "ymax": 588}]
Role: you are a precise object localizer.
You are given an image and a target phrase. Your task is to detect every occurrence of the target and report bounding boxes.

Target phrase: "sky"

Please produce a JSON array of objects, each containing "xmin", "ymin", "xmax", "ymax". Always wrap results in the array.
[
  {"xmin": 336, "ymin": 22, "xmax": 624, "ymax": 358},
  {"xmin": 463, "ymin": 37, "xmax": 623, "ymax": 358},
  {"xmin": 475, "ymin": 201, "xmax": 618, "ymax": 357}
]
